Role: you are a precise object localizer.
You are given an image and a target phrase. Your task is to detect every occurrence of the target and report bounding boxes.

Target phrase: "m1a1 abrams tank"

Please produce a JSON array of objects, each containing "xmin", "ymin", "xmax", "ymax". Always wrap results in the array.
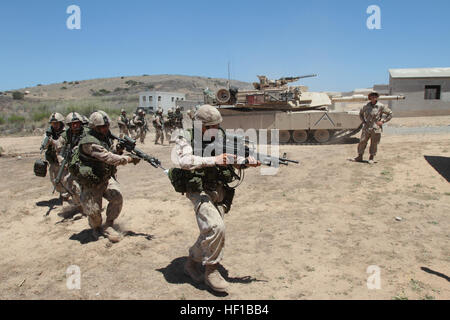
[{"xmin": 204, "ymin": 75, "xmax": 405, "ymax": 144}]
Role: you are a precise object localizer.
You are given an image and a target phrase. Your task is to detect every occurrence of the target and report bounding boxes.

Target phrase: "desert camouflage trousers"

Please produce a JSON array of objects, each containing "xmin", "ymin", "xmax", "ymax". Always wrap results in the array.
[
  {"xmin": 186, "ymin": 186, "xmax": 226, "ymax": 266},
  {"xmin": 358, "ymin": 129, "xmax": 382, "ymax": 157},
  {"xmin": 118, "ymin": 124, "xmax": 129, "ymax": 139},
  {"xmin": 61, "ymin": 171, "xmax": 81, "ymax": 206},
  {"xmin": 164, "ymin": 127, "xmax": 173, "ymax": 143},
  {"xmin": 135, "ymin": 126, "xmax": 146, "ymax": 143},
  {"xmin": 155, "ymin": 128, "xmax": 164, "ymax": 144},
  {"xmin": 48, "ymin": 162, "xmax": 66, "ymax": 194},
  {"xmin": 80, "ymin": 178, "xmax": 123, "ymax": 229},
  {"xmin": 128, "ymin": 126, "xmax": 137, "ymax": 140}
]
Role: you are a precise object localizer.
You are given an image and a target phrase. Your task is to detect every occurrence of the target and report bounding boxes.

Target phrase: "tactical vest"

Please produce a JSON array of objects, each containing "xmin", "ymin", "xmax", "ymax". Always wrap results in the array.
[
  {"xmin": 45, "ymin": 126, "xmax": 63, "ymax": 164},
  {"xmin": 168, "ymin": 128, "xmax": 236, "ymax": 194},
  {"xmin": 69, "ymin": 130, "xmax": 117, "ymax": 187}
]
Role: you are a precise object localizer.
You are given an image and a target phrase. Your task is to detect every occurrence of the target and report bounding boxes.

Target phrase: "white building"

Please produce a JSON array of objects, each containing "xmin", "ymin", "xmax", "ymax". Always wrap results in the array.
[{"xmin": 138, "ymin": 91, "xmax": 186, "ymax": 114}]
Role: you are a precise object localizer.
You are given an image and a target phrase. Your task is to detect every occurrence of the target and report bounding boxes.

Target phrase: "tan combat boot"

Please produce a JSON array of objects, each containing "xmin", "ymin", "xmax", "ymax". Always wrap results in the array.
[
  {"xmin": 184, "ymin": 258, "xmax": 204, "ymax": 283},
  {"xmin": 204, "ymin": 264, "xmax": 229, "ymax": 292},
  {"xmin": 354, "ymin": 154, "xmax": 363, "ymax": 162},
  {"xmin": 103, "ymin": 221, "xmax": 121, "ymax": 243}
]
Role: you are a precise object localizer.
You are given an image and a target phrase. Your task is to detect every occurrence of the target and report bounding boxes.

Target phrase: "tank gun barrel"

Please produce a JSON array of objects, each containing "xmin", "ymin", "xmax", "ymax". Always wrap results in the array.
[
  {"xmin": 280, "ymin": 74, "xmax": 317, "ymax": 82},
  {"xmin": 331, "ymin": 94, "xmax": 406, "ymax": 103}
]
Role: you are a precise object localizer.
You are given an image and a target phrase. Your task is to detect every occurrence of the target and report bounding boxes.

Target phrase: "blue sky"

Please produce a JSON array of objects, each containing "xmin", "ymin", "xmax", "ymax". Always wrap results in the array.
[{"xmin": 0, "ymin": 0, "xmax": 449, "ymax": 92}]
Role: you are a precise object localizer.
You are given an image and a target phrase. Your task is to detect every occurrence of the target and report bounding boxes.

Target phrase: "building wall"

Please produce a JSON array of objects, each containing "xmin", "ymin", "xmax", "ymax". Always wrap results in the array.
[
  {"xmin": 389, "ymin": 77, "xmax": 450, "ymax": 117},
  {"xmin": 139, "ymin": 91, "xmax": 186, "ymax": 113}
]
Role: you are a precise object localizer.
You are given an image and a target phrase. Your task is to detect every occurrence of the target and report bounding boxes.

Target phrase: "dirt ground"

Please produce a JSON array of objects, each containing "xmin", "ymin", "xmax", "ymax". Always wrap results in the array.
[{"xmin": 0, "ymin": 116, "xmax": 449, "ymax": 300}]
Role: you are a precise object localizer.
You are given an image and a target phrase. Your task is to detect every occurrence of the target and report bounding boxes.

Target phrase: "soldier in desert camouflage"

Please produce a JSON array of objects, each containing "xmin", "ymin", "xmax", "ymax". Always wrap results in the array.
[
  {"xmin": 72, "ymin": 111, "xmax": 140, "ymax": 243},
  {"xmin": 152, "ymin": 108, "xmax": 164, "ymax": 145},
  {"xmin": 133, "ymin": 109, "xmax": 147, "ymax": 144},
  {"xmin": 354, "ymin": 91, "xmax": 393, "ymax": 164},
  {"xmin": 41, "ymin": 113, "xmax": 67, "ymax": 199},
  {"xmin": 117, "ymin": 109, "xmax": 130, "ymax": 139}
]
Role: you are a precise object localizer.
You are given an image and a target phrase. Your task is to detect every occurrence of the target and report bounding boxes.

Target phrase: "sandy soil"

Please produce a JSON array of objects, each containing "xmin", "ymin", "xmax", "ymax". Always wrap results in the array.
[{"xmin": 0, "ymin": 117, "xmax": 449, "ymax": 300}]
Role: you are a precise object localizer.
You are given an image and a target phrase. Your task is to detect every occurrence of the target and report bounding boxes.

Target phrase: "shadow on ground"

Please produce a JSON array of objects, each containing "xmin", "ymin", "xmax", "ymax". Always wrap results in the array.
[
  {"xmin": 424, "ymin": 156, "xmax": 450, "ymax": 182},
  {"xmin": 156, "ymin": 256, "xmax": 267, "ymax": 297},
  {"xmin": 421, "ymin": 267, "xmax": 450, "ymax": 282},
  {"xmin": 36, "ymin": 198, "xmax": 62, "ymax": 216}
]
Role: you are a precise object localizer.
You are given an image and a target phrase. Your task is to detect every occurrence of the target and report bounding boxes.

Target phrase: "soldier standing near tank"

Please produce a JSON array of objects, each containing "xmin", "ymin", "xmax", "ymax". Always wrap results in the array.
[
  {"xmin": 133, "ymin": 109, "xmax": 147, "ymax": 144},
  {"xmin": 41, "ymin": 113, "xmax": 67, "ymax": 199},
  {"xmin": 171, "ymin": 104, "xmax": 261, "ymax": 293},
  {"xmin": 117, "ymin": 109, "xmax": 129, "ymax": 139},
  {"xmin": 54, "ymin": 112, "xmax": 86, "ymax": 210},
  {"xmin": 152, "ymin": 108, "xmax": 164, "ymax": 145},
  {"xmin": 71, "ymin": 111, "xmax": 140, "ymax": 243},
  {"xmin": 354, "ymin": 91, "xmax": 393, "ymax": 164},
  {"xmin": 174, "ymin": 106, "xmax": 183, "ymax": 129}
]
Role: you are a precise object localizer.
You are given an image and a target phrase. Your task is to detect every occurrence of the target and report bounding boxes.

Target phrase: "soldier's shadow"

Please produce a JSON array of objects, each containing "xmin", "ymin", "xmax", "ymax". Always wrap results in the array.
[
  {"xmin": 36, "ymin": 198, "xmax": 62, "ymax": 216},
  {"xmin": 155, "ymin": 256, "xmax": 267, "ymax": 297},
  {"xmin": 69, "ymin": 229, "xmax": 98, "ymax": 245}
]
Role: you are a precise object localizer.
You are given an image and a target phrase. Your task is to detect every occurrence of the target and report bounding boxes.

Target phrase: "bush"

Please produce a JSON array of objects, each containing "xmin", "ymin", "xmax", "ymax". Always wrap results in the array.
[
  {"xmin": 8, "ymin": 115, "xmax": 26, "ymax": 123},
  {"xmin": 32, "ymin": 111, "xmax": 50, "ymax": 122},
  {"xmin": 12, "ymin": 91, "xmax": 24, "ymax": 100},
  {"xmin": 61, "ymin": 87, "xmax": 67, "ymax": 90},
  {"xmin": 37, "ymin": 84, "xmax": 42, "ymax": 87},
  {"xmin": 0, "ymin": 116, "xmax": 5, "ymax": 125}
]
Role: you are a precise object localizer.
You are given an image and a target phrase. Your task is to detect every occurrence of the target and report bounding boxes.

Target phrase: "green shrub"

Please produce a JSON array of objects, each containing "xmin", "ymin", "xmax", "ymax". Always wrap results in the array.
[
  {"xmin": 8, "ymin": 115, "xmax": 26, "ymax": 123},
  {"xmin": 32, "ymin": 111, "xmax": 50, "ymax": 122},
  {"xmin": 12, "ymin": 91, "xmax": 24, "ymax": 100},
  {"xmin": 0, "ymin": 116, "xmax": 5, "ymax": 125},
  {"xmin": 61, "ymin": 87, "xmax": 67, "ymax": 90}
]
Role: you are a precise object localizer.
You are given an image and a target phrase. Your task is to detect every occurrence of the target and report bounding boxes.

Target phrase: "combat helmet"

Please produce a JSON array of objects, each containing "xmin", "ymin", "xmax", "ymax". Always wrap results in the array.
[
  {"xmin": 65, "ymin": 112, "xmax": 83, "ymax": 125},
  {"xmin": 368, "ymin": 91, "xmax": 380, "ymax": 99},
  {"xmin": 167, "ymin": 108, "xmax": 173, "ymax": 114},
  {"xmin": 195, "ymin": 105, "xmax": 222, "ymax": 126},
  {"xmin": 48, "ymin": 112, "xmax": 65, "ymax": 124},
  {"xmin": 89, "ymin": 110, "xmax": 111, "ymax": 128}
]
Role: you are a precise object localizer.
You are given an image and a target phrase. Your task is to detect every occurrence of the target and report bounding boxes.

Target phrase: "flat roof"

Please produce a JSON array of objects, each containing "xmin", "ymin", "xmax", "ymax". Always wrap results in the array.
[
  {"xmin": 389, "ymin": 67, "xmax": 450, "ymax": 78},
  {"xmin": 139, "ymin": 91, "xmax": 186, "ymax": 96}
]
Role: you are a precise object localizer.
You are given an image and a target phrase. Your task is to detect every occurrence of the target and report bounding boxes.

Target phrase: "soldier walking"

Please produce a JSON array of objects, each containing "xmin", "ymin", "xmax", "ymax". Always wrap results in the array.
[
  {"xmin": 55, "ymin": 112, "xmax": 86, "ymax": 210},
  {"xmin": 133, "ymin": 109, "xmax": 147, "ymax": 144},
  {"xmin": 71, "ymin": 111, "xmax": 140, "ymax": 243},
  {"xmin": 171, "ymin": 104, "xmax": 260, "ymax": 293},
  {"xmin": 174, "ymin": 106, "xmax": 183, "ymax": 129},
  {"xmin": 41, "ymin": 113, "xmax": 67, "ymax": 200},
  {"xmin": 117, "ymin": 109, "xmax": 129, "ymax": 139},
  {"xmin": 152, "ymin": 108, "xmax": 164, "ymax": 145},
  {"xmin": 354, "ymin": 91, "xmax": 393, "ymax": 164}
]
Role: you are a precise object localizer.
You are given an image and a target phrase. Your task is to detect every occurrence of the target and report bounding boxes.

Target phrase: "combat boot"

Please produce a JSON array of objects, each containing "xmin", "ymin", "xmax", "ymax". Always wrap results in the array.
[
  {"xmin": 204, "ymin": 264, "xmax": 229, "ymax": 293},
  {"xmin": 368, "ymin": 155, "xmax": 375, "ymax": 164},
  {"xmin": 184, "ymin": 257, "xmax": 204, "ymax": 283},
  {"xmin": 354, "ymin": 154, "xmax": 363, "ymax": 162}
]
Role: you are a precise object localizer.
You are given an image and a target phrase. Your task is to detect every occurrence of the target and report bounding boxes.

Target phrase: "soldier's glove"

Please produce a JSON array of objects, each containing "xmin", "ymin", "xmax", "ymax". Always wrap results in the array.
[
  {"xmin": 128, "ymin": 154, "xmax": 141, "ymax": 165},
  {"xmin": 116, "ymin": 143, "xmax": 125, "ymax": 155}
]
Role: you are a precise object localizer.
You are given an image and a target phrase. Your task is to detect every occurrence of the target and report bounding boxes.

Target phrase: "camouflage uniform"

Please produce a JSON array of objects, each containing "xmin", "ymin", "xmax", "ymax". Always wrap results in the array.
[
  {"xmin": 357, "ymin": 101, "xmax": 393, "ymax": 158},
  {"xmin": 164, "ymin": 110, "xmax": 174, "ymax": 142},
  {"xmin": 77, "ymin": 131, "xmax": 129, "ymax": 232},
  {"xmin": 128, "ymin": 114, "xmax": 137, "ymax": 140},
  {"xmin": 42, "ymin": 125, "xmax": 66, "ymax": 195},
  {"xmin": 55, "ymin": 119, "xmax": 86, "ymax": 207},
  {"xmin": 174, "ymin": 129, "xmax": 227, "ymax": 266},
  {"xmin": 117, "ymin": 112, "xmax": 129, "ymax": 139},
  {"xmin": 133, "ymin": 112, "xmax": 147, "ymax": 144},
  {"xmin": 174, "ymin": 108, "xmax": 183, "ymax": 129},
  {"xmin": 152, "ymin": 113, "xmax": 164, "ymax": 145}
]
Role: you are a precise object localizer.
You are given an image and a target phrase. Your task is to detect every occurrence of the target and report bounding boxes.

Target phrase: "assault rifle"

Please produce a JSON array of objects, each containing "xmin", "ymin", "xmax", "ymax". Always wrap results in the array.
[
  {"xmin": 199, "ymin": 130, "xmax": 299, "ymax": 167},
  {"xmin": 110, "ymin": 133, "xmax": 165, "ymax": 170},
  {"xmin": 53, "ymin": 144, "xmax": 71, "ymax": 194}
]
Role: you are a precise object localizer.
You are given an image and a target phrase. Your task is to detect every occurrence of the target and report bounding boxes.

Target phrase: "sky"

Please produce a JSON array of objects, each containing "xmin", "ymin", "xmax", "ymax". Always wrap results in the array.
[{"xmin": 0, "ymin": 0, "xmax": 449, "ymax": 92}]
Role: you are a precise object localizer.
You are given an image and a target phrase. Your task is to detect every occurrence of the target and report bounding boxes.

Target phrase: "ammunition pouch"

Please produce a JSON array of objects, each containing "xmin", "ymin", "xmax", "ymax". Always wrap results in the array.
[
  {"xmin": 218, "ymin": 185, "xmax": 235, "ymax": 214},
  {"xmin": 168, "ymin": 166, "xmax": 236, "ymax": 194},
  {"xmin": 34, "ymin": 159, "xmax": 48, "ymax": 177}
]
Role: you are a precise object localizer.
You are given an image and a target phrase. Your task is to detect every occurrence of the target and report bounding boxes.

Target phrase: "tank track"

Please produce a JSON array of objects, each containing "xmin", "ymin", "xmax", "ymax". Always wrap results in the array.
[{"xmin": 278, "ymin": 125, "xmax": 363, "ymax": 145}]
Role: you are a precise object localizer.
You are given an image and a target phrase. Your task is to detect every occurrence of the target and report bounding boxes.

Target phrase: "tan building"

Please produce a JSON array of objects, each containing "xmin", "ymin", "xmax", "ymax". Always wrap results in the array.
[{"xmin": 389, "ymin": 67, "xmax": 450, "ymax": 117}]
